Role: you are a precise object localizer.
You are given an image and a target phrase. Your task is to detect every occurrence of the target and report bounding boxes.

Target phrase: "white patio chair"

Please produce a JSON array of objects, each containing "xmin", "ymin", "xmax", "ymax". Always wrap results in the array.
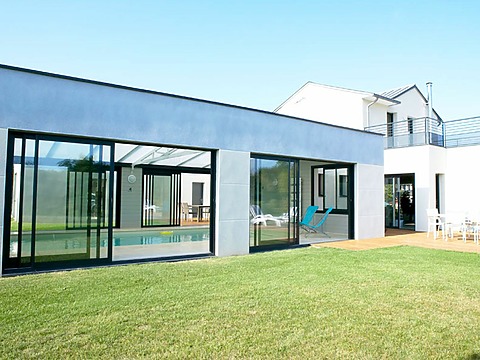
[
  {"xmin": 250, "ymin": 205, "xmax": 282, "ymax": 227},
  {"xmin": 443, "ymin": 212, "xmax": 464, "ymax": 239},
  {"xmin": 426, "ymin": 208, "xmax": 445, "ymax": 240},
  {"xmin": 463, "ymin": 213, "xmax": 480, "ymax": 244}
]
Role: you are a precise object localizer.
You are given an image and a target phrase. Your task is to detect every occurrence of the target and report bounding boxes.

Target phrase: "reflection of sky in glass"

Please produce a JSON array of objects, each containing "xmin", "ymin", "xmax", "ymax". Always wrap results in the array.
[{"xmin": 38, "ymin": 141, "xmax": 105, "ymax": 161}]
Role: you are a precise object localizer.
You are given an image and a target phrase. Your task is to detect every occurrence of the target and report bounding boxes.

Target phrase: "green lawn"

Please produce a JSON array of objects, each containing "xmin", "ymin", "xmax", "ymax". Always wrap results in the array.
[{"xmin": 1, "ymin": 246, "xmax": 480, "ymax": 359}]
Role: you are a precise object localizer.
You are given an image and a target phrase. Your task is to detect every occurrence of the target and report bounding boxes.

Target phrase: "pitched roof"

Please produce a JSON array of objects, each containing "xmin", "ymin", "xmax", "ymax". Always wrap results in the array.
[
  {"xmin": 274, "ymin": 81, "xmax": 399, "ymax": 112},
  {"xmin": 380, "ymin": 84, "xmax": 416, "ymax": 99},
  {"xmin": 380, "ymin": 83, "xmax": 443, "ymax": 121}
]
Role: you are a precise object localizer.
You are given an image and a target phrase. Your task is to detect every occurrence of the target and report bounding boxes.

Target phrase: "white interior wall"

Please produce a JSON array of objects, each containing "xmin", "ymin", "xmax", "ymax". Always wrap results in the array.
[{"xmin": 181, "ymin": 173, "xmax": 211, "ymax": 206}]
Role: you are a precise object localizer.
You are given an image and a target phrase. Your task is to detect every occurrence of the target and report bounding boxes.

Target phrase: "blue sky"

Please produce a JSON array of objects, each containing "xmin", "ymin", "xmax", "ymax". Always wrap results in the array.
[{"xmin": 1, "ymin": 0, "xmax": 479, "ymax": 119}]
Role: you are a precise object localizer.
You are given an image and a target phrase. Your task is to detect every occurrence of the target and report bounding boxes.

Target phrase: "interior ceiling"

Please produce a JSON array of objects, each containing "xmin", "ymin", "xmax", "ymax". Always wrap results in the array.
[
  {"xmin": 115, "ymin": 143, "xmax": 211, "ymax": 169},
  {"xmin": 39, "ymin": 141, "xmax": 211, "ymax": 169}
]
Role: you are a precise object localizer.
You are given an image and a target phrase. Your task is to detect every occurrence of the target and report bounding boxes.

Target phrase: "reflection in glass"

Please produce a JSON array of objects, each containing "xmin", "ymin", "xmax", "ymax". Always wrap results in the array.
[{"xmin": 250, "ymin": 157, "xmax": 298, "ymax": 247}]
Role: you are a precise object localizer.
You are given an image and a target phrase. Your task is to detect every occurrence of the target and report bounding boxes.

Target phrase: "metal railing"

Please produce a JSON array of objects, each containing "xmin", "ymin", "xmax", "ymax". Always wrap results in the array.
[
  {"xmin": 365, "ymin": 117, "xmax": 444, "ymax": 149},
  {"xmin": 443, "ymin": 116, "xmax": 480, "ymax": 148}
]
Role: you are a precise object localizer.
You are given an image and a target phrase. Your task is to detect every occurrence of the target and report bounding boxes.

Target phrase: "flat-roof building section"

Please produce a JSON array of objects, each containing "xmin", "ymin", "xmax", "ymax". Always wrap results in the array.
[
  {"xmin": 0, "ymin": 65, "xmax": 385, "ymax": 275},
  {"xmin": 0, "ymin": 65, "xmax": 383, "ymax": 166}
]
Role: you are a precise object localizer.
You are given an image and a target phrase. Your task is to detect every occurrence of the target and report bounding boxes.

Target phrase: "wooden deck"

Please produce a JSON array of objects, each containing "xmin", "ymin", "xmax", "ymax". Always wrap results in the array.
[{"xmin": 312, "ymin": 230, "xmax": 480, "ymax": 253}]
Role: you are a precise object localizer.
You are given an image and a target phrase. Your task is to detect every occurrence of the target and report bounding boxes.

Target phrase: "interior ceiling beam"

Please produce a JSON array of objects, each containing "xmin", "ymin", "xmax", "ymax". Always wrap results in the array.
[
  {"xmin": 144, "ymin": 150, "xmax": 198, "ymax": 164},
  {"xmin": 116, "ymin": 144, "xmax": 144, "ymax": 163},
  {"xmin": 131, "ymin": 147, "xmax": 165, "ymax": 167},
  {"xmin": 176, "ymin": 152, "xmax": 206, "ymax": 166}
]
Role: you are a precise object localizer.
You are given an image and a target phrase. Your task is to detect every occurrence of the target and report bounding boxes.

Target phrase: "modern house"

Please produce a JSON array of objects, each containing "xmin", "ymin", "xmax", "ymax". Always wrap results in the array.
[
  {"xmin": 275, "ymin": 81, "xmax": 480, "ymax": 233},
  {"xmin": 0, "ymin": 65, "xmax": 385, "ymax": 275}
]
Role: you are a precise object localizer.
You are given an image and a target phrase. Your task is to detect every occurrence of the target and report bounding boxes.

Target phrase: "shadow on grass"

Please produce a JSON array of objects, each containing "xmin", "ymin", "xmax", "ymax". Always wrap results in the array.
[{"xmin": 466, "ymin": 354, "xmax": 480, "ymax": 360}]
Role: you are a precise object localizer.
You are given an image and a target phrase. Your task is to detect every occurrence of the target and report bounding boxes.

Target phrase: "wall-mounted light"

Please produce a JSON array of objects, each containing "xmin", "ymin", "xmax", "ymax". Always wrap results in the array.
[{"xmin": 128, "ymin": 165, "xmax": 136, "ymax": 184}]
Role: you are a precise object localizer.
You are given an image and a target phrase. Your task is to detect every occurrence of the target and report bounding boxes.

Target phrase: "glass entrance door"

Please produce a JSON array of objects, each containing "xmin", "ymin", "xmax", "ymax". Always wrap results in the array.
[
  {"xmin": 3, "ymin": 135, "xmax": 114, "ymax": 270},
  {"xmin": 142, "ymin": 171, "xmax": 180, "ymax": 227},
  {"xmin": 384, "ymin": 174, "xmax": 415, "ymax": 230}
]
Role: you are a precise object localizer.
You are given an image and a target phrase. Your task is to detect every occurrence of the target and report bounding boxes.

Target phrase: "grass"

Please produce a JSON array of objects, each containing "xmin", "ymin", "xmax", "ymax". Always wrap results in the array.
[{"xmin": 1, "ymin": 246, "xmax": 480, "ymax": 359}]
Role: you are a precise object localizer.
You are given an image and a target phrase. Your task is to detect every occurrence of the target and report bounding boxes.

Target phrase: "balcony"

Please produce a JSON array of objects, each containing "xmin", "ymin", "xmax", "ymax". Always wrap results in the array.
[
  {"xmin": 365, "ymin": 117, "xmax": 444, "ymax": 149},
  {"xmin": 443, "ymin": 116, "xmax": 480, "ymax": 148}
]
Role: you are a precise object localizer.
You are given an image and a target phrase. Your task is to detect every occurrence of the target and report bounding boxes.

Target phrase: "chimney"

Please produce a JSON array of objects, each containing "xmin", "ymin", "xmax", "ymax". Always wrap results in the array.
[{"xmin": 426, "ymin": 82, "xmax": 433, "ymax": 119}]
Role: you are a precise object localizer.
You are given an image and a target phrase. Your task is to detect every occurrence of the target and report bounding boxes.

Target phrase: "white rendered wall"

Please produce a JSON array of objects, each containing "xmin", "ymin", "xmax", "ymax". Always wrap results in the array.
[
  {"xmin": 366, "ymin": 102, "xmax": 391, "ymax": 128},
  {"xmin": 388, "ymin": 89, "xmax": 431, "ymax": 121},
  {"xmin": 275, "ymin": 83, "xmax": 366, "ymax": 130},
  {"xmin": 0, "ymin": 129, "xmax": 8, "ymax": 276},
  {"xmin": 384, "ymin": 145, "xmax": 446, "ymax": 231},
  {"xmin": 444, "ymin": 145, "xmax": 480, "ymax": 217},
  {"xmin": 215, "ymin": 150, "xmax": 250, "ymax": 257},
  {"xmin": 355, "ymin": 164, "xmax": 385, "ymax": 239}
]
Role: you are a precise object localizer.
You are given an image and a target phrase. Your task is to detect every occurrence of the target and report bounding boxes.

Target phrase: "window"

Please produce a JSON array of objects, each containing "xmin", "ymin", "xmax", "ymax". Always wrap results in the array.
[
  {"xmin": 339, "ymin": 175, "xmax": 348, "ymax": 197},
  {"xmin": 407, "ymin": 117, "xmax": 414, "ymax": 134},
  {"xmin": 312, "ymin": 166, "xmax": 351, "ymax": 211},
  {"xmin": 387, "ymin": 113, "xmax": 394, "ymax": 137},
  {"xmin": 318, "ymin": 173, "xmax": 324, "ymax": 196}
]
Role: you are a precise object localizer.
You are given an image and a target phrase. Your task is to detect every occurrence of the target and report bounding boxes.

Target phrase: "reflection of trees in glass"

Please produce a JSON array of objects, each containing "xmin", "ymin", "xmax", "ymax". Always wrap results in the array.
[
  {"xmin": 384, "ymin": 183, "xmax": 394, "ymax": 227},
  {"xmin": 58, "ymin": 156, "xmax": 108, "ymax": 172},
  {"xmin": 58, "ymin": 156, "xmax": 108, "ymax": 219},
  {"xmin": 251, "ymin": 160, "xmax": 290, "ymax": 216}
]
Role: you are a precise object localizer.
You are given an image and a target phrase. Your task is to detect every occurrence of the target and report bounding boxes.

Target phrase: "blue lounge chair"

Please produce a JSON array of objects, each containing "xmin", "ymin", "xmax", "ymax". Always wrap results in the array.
[
  {"xmin": 300, "ymin": 206, "xmax": 333, "ymax": 236},
  {"xmin": 299, "ymin": 206, "xmax": 319, "ymax": 228}
]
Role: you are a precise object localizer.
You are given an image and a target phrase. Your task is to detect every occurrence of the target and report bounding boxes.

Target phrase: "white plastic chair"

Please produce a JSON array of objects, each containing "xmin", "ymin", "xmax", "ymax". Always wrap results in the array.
[
  {"xmin": 463, "ymin": 214, "xmax": 480, "ymax": 244},
  {"xmin": 250, "ymin": 205, "xmax": 282, "ymax": 227},
  {"xmin": 426, "ymin": 208, "xmax": 445, "ymax": 240}
]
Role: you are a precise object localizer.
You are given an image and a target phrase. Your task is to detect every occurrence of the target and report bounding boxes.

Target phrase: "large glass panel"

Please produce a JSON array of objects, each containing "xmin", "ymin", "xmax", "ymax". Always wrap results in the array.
[
  {"xmin": 114, "ymin": 169, "xmax": 209, "ymax": 261},
  {"xmin": 336, "ymin": 168, "xmax": 348, "ymax": 210},
  {"xmin": 8, "ymin": 138, "xmax": 35, "ymax": 266},
  {"xmin": 385, "ymin": 174, "xmax": 415, "ymax": 230},
  {"xmin": 303, "ymin": 163, "xmax": 353, "ymax": 242},
  {"xmin": 324, "ymin": 169, "xmax": 336, "ymax": 209},
  {"xmin": 34, "ymin": 140, "xmax": 111, "ymax": 263},
  {"xmin": 250, "ymin": 157, "xmax": 298, "ymax": 247},
  {"xmin": 143, "ymin": 174, "xmax": 172, "ymax": 226},
  {"xmin": 384, "ymin": 177, "xmax": 395, "ymax": 228}
]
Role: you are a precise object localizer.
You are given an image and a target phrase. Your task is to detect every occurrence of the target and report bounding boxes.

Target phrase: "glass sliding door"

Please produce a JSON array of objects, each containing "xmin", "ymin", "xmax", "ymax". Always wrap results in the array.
[
  {"xmin": 384, "ymin": 177, "xmax": 396, "ymax": 228},
  {"xmin": 250, "ymin": 156, "xmax": 299, "ymax": 248},
  {"xmin": 142, "ymin": 171, "xmax": 180, "ymax": 227},
  {"xmin": 311, "ymin": 164, "xmax": 354, "ymax": 239},
  {"xmin": 5, "ymin": 138, "xmax": 36, "ymax": 267},
  {"xmin": 384, "ymin": 174, "xmax": 415, "ymax": 230},
  {"xmin": 3, "ymin": 134, "xmax": 114, "ymax": 271}
]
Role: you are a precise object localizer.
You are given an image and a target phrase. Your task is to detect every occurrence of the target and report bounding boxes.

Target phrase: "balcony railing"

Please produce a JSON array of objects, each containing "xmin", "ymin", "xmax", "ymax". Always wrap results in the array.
[
  {"xmin": 365, "ymin": 117, "xmax": 444, "ymax": 149},
  {"xmin": 443, "ymin": 116, "xmax": 480, "ymax": 148}
]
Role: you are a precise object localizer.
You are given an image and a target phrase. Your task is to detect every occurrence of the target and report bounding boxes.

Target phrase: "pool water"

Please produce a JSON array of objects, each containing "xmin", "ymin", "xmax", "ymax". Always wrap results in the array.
[{"xmin": 113, "ymin": 228, "xmax": 209, "ymax": 247}]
